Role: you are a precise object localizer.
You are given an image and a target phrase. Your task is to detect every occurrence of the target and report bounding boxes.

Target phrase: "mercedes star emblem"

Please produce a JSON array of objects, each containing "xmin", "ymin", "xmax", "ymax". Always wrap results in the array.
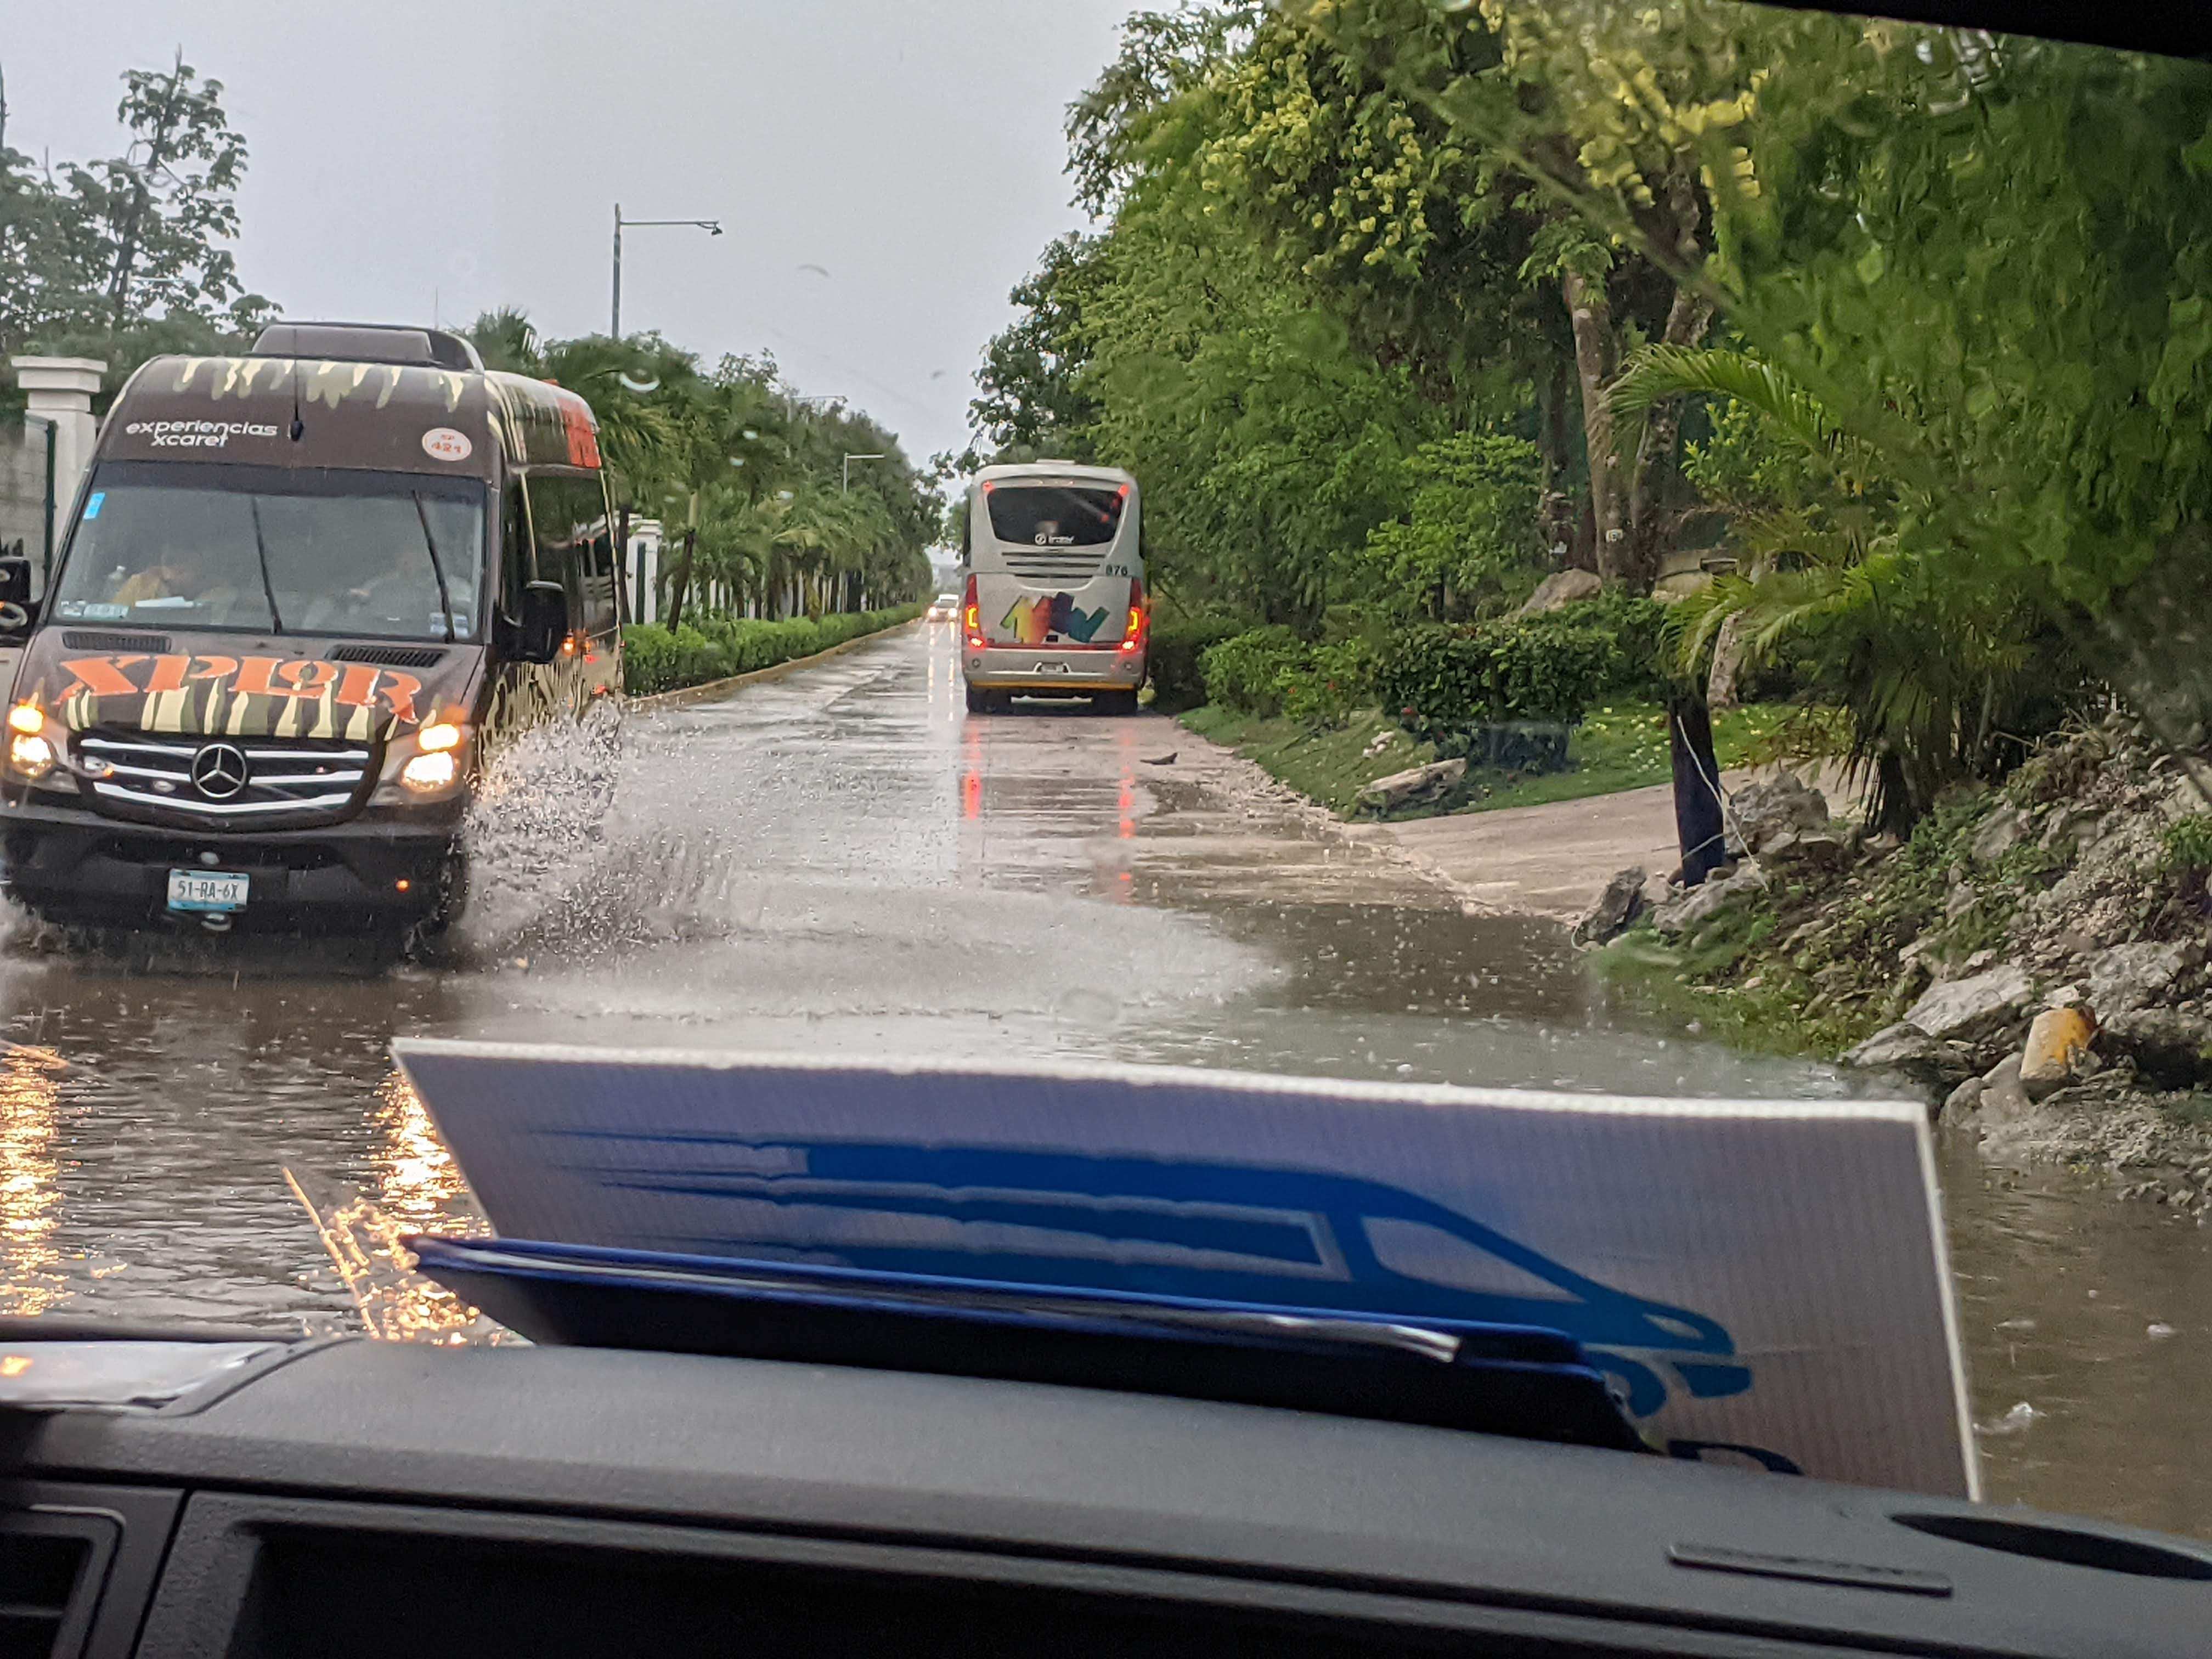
[{"xmin": 189, "ymin": 742, "xmax": 251, "ymax": 800}]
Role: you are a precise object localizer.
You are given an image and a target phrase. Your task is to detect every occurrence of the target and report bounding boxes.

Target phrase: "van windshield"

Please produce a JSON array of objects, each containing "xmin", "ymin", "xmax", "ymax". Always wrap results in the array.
[
  {"xmin": 50, "ymin": 462, "xmax": 485, "ymax": 642},
  {"xmin": 984, "ymin": 483, "xmax": 1126, "ymax": 549}
]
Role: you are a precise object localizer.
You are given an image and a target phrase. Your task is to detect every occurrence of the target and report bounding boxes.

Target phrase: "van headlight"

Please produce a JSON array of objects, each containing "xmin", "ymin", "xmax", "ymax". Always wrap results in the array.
[
  {"xmin": 5, "ymin": 704, "xmax": 58, "ymax": 782},
  {"xmin": 400, "ymin": 751, "xmax": 458, "ymax": 792},
  {"xmin": 7, "ymin": 731, "xmax": 55, "ymax": 780}
]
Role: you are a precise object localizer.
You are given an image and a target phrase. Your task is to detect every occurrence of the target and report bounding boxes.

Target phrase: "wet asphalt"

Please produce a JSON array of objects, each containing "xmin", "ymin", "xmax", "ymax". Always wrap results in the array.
[{"xmin": 3, "ymin": 621, "xmax": 2209, "ymax": 1536}]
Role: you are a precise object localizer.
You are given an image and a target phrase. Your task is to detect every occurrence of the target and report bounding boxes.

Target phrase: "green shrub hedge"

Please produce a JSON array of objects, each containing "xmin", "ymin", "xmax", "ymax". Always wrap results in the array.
[
  {"xmin": 1200, "ymin": 626, "xmax": 1306, "ymax": 717},
  {"xmin": 1571, "ymin": 587, "xmax": 1673, "ymax": 701},
  {"xmin": 623, "ymin": 605, "xmax": 922, "ymax": 696},
  {"xmin": 1283, "ymin": 637, "xmax": 1379, "ymax": 727},
  {"xmin": 1146, "ymin": 615, "xmax": 1249, "ymax": 712},
  {"xmin": 1376, "ymin": 612, "xmax": 1626, "ymax": 737},
  {"xmin": 1193, "ymin": 626, "xmax": 1379, "ymax": 727}
]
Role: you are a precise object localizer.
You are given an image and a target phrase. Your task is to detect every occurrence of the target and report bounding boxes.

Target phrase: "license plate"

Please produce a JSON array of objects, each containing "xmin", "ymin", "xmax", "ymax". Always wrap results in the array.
[
  {"xmin": 1032, "ymin": 661, "xmax": 1071, "ymax": 674},
  {"xmin": 167, "ymin": 870, "xmax": 250, "ymax": 913}
]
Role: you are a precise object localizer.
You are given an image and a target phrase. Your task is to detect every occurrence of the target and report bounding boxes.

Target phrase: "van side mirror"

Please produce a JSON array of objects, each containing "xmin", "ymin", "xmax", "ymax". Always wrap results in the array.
[
  {"xmin": 0, "ymin": 556, "xmax": 35, "ymax": 631},
  {"xmin": 515, "ymin": 580, "xmax": 567, "ymax": 664}
]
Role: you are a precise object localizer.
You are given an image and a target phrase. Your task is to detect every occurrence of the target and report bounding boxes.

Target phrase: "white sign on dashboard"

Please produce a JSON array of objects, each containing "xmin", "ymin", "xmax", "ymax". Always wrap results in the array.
[{"xmin": 394, "ymin": 1040, "xmax": 1973, "ymax": 1497}]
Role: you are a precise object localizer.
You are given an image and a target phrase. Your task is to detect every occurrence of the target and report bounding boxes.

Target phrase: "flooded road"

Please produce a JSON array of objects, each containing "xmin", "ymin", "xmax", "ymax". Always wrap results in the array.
[{"xmin": 4, "ymin": 622, "xmax": 2209, "ymax": 1536}]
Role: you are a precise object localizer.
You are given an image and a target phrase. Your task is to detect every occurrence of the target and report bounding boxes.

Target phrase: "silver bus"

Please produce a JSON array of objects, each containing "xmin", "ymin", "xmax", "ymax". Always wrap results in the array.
[{"xmin": 958, "ymin": 462, "xmax": 1146, "ymax": 714}]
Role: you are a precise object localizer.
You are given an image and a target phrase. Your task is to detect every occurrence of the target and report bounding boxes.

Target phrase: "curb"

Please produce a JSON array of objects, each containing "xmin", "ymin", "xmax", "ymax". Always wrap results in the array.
[{"xmin": 625, "ymin": 617, "xmax": 924, "ymax": 713}]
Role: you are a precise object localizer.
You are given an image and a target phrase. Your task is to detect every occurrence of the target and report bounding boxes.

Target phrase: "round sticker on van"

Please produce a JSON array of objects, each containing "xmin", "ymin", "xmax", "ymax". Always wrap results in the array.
[{"xmin": 422, "ymin": 427, "xmax": 473, "ymax": 462}]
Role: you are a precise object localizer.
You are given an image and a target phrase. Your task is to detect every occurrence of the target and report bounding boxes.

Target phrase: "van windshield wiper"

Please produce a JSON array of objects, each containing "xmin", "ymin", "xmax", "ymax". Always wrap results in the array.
[
  {"xmin": 409, "ymin": 1235, "xmax": 1652, "ymax": 1454},
  {"xmin": 412, "ymin": 495, "xmax": 458, "ymax": 644},
  {"xmin": 246, "ymin": 496, "xmax": 286, "ymax": 631}
]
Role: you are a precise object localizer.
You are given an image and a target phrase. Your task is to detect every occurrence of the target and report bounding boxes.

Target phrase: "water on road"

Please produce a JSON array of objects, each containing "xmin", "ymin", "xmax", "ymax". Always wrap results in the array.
[{"xmin": 3, "ymin": 624, "xmax": 2208, "ymax": 1536}]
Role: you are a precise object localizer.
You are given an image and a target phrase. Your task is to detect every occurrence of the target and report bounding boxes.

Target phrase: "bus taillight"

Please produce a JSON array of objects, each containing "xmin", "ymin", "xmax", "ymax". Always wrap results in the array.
[
  {"xmin": 1120, "ymin": 576, "xmax": 1148, "ymax": 653},
  {"xmin": 963, "ymin": 574, "xmax": 983, "ymax": 647}
]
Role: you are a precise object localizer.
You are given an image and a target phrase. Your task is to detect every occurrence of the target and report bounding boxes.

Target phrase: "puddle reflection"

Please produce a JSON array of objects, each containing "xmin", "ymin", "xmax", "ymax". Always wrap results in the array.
[{"xmin": 0, "ymin": 1045, "xmax": 65, "ymax": 1315}]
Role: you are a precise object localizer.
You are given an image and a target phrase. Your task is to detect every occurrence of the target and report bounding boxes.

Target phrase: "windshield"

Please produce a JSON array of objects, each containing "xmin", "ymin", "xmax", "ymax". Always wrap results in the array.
[
  {"xmin": 50, "ymin": 464, "xmax": 483, "ymax": 641},
  {"xmin": 984, "ymin": 484, "xmax": 1125, "ymax": 548},
  {"xmin": 5, "ymin": 0, "xmax": 2211, "ymax": 1566}
]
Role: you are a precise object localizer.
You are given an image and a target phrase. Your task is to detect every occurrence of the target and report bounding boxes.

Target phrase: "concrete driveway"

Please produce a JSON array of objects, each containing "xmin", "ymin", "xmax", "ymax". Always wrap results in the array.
[{"xmin": 1345, "ymin": 761, "xmax": 1861, "ymax": 923}]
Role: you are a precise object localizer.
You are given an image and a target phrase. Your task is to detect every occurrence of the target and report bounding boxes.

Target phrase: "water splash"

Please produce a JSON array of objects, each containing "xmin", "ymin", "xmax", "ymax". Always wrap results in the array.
[
  {"xmin": 444, "ymin": 699, "xmax": 627, "ymax": 955},
  {"xmin": 1977, "ymin": 1400, "xmax": 2042, "ymax": 1436}
]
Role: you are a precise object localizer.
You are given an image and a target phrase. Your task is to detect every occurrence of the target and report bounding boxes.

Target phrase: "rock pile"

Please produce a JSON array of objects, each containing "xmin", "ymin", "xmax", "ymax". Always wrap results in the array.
[
  {"xmin": 1572, "ymin": 867, "xmax": 1648, "ymax": 946},
  {"xmin": 1634, "ymin": 770, "xmax": 1832, "ymax": 941},
  {"xmin": 1837, "ymin": 727, "xmax": 2212, "ymax": 1128},
  {"xmin": 1728, "ymin": 770, "xmax": 1844, "ymax": 866},
  {"xmin": 1584, "ymin": 714, "xmax": 2212, "ymax": 1206}
]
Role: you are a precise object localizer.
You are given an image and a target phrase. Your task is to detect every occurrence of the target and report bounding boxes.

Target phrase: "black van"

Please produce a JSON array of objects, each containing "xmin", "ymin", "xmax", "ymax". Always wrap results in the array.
[{"xmin": 0, "ymin": 321, "xmax": 623, "ymax": 942}]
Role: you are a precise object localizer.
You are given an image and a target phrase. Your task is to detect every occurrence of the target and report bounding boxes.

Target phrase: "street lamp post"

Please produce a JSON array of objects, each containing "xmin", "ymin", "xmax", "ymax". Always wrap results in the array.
[
  {"xmin": 843, "ymin": 452, "xmax": 888, "ymax": 494},
  {"xmin": 612, "ymin": 202, "xmax": 724, "ymax": 338}
]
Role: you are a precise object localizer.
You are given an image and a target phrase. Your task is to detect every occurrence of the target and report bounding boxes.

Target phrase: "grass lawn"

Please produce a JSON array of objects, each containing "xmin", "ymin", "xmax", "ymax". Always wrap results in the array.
[{"xmin": 1180, "ymin": 700, "xmax": 1805, "ymax": 820}]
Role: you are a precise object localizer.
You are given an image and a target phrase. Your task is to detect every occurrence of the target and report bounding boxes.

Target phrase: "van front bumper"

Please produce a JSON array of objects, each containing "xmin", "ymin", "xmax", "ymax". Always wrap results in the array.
[
  {"xmin": 0, "ymin": 797, "xmax": 461, "ymax": 932},
  {"xmin": 963, "ymin": 646, "xmax": 1145, "ymax": 692}
]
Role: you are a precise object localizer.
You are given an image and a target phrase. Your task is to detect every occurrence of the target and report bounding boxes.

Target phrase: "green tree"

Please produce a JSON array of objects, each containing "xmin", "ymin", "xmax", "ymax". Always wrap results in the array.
[
  {"xmin": 467, "ymin": 312, "xmax": 936, "ymax": 626},
  {"xmin": 959, "ymin": 233, "xmax": 1107, "ymax": 469},
  {"xmin": 2, "ymin": 54, "xmax": 273, "ymax": 370},
  {"xmin": 1091, "ymin": 1, "xmax": 1707, "ymax": 586},
  {"xmin": 1075, "ymin": 188, "xmax": 1435, "ymax": 623},
  {"xmin": 1595, "ymin": 21, "xmax": 2212, "ymax": 820},
  {"xmin": 1359, "ymin": 432, "xmax": 1544, "ymax": 619}
]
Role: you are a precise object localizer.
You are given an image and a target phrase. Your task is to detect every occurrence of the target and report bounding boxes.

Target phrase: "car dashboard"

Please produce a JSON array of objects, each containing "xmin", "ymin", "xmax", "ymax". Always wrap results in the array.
[{"xmin": 0, "ymin": 1334, "xmax": 2205, "ymax": 1658}]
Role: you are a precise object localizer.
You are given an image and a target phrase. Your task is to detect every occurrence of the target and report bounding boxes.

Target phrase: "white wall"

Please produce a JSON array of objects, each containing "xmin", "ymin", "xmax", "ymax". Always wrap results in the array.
[{"xmin": 0, "ymin": 422, "xmax": 50, "ymax": 583}]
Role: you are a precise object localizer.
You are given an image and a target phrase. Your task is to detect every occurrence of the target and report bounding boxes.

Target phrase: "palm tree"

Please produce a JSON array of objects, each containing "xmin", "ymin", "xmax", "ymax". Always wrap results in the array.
[
  {"xmin": 1608, "ymin": 343, "xmax": 2059, "ymax": 832},
  {"xmin": 464, "ymin": 308, "xmax": 544, "ymax": 375}
]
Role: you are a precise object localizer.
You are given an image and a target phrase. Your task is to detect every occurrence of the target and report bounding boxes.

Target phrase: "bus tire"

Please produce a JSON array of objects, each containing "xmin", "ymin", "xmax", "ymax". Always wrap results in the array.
[
  {"xmin": 964, "ymin": 685, "xmax": 1000, "ymax": 715},
  {"xmin": 1093, "ymin": 689, "xmax": 1140, "ymax": 716}
]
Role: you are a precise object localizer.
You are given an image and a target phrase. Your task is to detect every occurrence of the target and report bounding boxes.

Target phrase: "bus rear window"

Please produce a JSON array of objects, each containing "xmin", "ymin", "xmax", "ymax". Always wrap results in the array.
[{"xmin": 985, "ymin": 485, "xmax": 1125, "ymax": 549}]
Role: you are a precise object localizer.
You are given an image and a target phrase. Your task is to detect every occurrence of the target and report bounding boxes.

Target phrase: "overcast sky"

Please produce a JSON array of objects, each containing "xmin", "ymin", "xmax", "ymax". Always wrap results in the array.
[{"xmin": 4, "ymin": 1, "xmax": 1135, "ymax": 467}]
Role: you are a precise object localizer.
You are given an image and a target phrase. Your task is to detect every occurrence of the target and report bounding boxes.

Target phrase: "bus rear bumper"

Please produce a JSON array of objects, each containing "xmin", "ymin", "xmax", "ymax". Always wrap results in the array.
[{"xmin": 962, "ymin": 647, "xmax": 1145, "ymax": 692}]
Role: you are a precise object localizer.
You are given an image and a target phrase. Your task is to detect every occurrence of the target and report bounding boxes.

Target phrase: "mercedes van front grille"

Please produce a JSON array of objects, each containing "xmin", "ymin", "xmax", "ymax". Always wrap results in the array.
[
  {"xmin": 74, "ymin": 730, "xmax": 374, "ymax": 827},
  {"xmin": 1001, "ymin": 548, "xmax": 1109, "ymax": 584}
]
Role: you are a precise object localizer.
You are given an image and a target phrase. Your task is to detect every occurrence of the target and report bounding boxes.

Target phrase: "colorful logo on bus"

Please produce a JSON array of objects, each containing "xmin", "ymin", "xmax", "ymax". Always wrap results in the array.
[{"xmin": 1000, "ymin": 592, "xmax": 1109, "ymax": 646}]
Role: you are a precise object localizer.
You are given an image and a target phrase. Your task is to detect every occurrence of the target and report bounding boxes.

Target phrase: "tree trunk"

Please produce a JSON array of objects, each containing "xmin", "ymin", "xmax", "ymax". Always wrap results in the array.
[
  {"xmin": 1624, "ymin": 171, "xmax": 1717, "ymax": 590},
  {"xmin": 1706, "ymin": 552, "xmax": 1771, "ymax": 709},
  {"xmin": 1560, "ymin": 263, "xmax": 1627, "ymax": 582},
  {"xmin": 1706, "ymin": 612, "xmax": 1752, "ymax": 709},
  {"xmin": 1668, "ymin": 691, "xmax": 1728, "ymax": 888},
  {"xmin": 663, "ymin": 526, "xmax": 697, "ymax": 629},
  {"xmin": 1871, "ymin": 751, "xmax": 1917, "ymax": 839}
]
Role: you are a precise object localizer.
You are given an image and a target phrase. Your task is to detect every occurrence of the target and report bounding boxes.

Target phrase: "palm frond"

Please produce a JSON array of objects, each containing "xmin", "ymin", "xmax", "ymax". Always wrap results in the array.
[{"xmin": 1608, "ymin": 344, "xmax": 1881, "ymax": 491}]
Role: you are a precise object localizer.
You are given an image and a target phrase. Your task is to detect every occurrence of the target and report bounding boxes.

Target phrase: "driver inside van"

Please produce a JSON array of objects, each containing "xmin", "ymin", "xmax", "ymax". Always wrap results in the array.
[
  {"xmin": 334, "ymin": 541, "xmax": 441, "ymax": 627},
  {"xmin": 346, "ymin": 548, "xmax": 430, "ymax": 610},
  {"xmin": 112, "ymin": 544, "xmax": 239, "ymax": 610}
]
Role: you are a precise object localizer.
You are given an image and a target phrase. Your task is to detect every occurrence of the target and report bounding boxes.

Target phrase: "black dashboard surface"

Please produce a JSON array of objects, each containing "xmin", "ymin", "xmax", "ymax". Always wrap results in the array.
[{"xmin": 2, "ymin": 1339, "xmax": 2205, "ymax": 1657}]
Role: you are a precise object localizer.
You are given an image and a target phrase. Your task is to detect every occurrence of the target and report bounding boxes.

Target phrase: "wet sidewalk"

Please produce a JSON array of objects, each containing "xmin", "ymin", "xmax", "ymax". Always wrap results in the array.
[{"xmin": 1340, "ymin": 761, "xmax": 1862, "ymax": 922}]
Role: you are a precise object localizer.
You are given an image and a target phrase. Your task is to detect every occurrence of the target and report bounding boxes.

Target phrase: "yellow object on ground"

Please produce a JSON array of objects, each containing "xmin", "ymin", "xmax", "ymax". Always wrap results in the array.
[{"xmin": 2020, "ymin": 1005, "xmax": 2096, "ymax": 1098}]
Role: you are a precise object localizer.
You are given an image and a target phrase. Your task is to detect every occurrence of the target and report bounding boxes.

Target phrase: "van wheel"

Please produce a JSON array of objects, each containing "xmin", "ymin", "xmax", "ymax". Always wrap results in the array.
[
  {"xmin": 964, "ymin": 685, "xmax": 1001, "ymax": 715},
  {"xmin": 1094, "ymin": 689, "xmax": 1141, "ymax": 716},
  {"xmin": 405, "ymin": 845, "xmax": 471, "ymax": 964}
]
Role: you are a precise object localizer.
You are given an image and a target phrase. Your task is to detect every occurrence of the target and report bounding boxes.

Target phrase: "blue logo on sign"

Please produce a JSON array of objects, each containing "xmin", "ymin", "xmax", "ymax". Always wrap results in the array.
[{"xmin": 543, "ymin": 1133, "xmax": 1751, "ymax": 1418}]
